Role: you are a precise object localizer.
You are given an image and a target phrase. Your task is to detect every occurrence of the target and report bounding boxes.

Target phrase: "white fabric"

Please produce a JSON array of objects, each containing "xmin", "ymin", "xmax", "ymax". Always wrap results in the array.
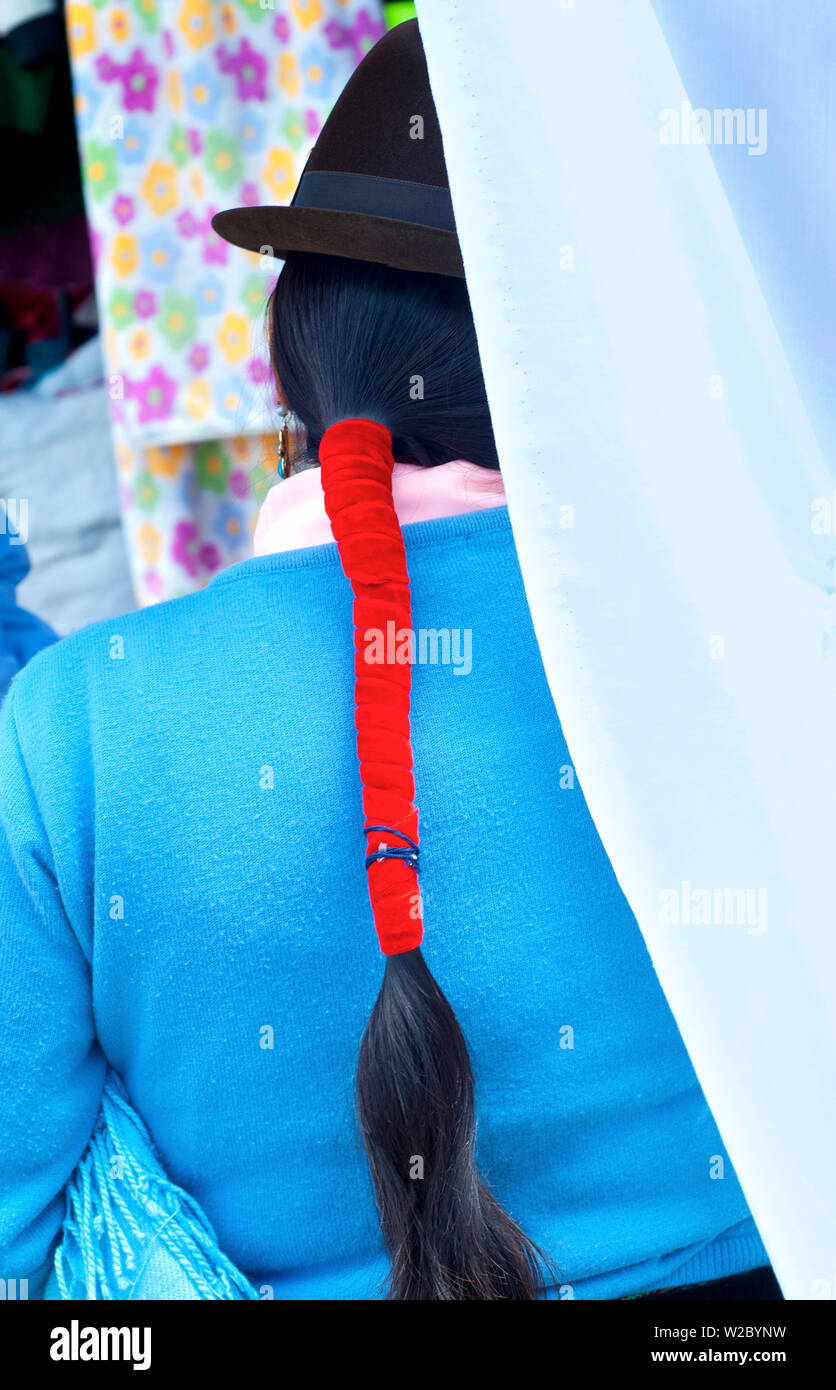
[
  {"xmin": 418, "ymin": 0, "xmax": 836, "ymax": 1299},
  {"xmin": 0, "ymin": 338, "xmax": 136, "ymax": 634}
]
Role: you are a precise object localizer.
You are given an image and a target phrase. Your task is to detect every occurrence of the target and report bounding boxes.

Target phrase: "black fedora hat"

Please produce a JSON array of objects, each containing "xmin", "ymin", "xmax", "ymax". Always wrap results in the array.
[{"xmin": 211, "ymin": 18, "xmax": 464, "ymax": 279}]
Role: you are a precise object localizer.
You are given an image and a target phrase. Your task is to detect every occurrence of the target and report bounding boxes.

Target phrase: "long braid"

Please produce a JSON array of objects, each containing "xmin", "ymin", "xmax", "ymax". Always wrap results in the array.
[
  {"xmin": 320, "ymin": 419, "xmax": 422, "ymax": 955},
  {"xmin": 320, "ymin": 418, "xmax": 548, "ymax": 1300}
]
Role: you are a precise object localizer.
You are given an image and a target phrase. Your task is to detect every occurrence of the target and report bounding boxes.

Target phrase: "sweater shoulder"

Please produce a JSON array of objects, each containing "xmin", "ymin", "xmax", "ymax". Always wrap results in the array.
[
  {"xmin": 8, "ymin": 584, "xmax": 219, "ymax": 702},
  {"xmin": 6, "ymin": 506, "xmax": 519, "ymax": 741}
]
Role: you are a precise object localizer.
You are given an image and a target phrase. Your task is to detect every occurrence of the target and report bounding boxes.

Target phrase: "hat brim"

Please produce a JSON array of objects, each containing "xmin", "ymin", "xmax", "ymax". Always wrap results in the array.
[{"xmin": 211, "ymin": 206, "xmax": 465, "ymax": 279}]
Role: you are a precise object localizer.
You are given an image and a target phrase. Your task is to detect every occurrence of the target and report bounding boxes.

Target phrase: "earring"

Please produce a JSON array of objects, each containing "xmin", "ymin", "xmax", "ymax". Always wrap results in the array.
[{"xmin": 277, "ymin": 410, "xmax": 290, "ymax": 479}]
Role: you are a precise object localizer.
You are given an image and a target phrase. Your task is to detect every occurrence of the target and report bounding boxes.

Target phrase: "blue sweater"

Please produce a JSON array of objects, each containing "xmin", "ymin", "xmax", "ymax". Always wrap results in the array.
[
  {"xmin": 0, "ymin": 528, "xmax": 57, "ymax": 703},
  {"xmin": 0, "ymin": 506, "xmax": 766, "ymax": 1299}
]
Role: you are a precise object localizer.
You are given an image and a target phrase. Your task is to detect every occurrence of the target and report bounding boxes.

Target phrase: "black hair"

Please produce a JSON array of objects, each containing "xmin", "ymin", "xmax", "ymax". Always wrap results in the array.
[
  {"xmin": 269, "ymin": 251, "xmax": 499, "ymax": 471},
  {"xmin": 269, "ymin": 253, "xmax": 549, "ymax": 1299}
]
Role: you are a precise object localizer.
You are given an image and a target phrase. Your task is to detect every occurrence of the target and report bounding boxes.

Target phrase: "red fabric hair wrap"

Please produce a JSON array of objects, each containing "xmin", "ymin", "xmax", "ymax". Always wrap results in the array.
[{"xmin": 320, "ymin": 418, "xmax": 423, "ymax": 956}]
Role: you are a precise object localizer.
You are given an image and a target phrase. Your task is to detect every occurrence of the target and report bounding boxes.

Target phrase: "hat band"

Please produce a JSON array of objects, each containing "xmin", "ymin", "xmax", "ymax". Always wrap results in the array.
[{"xmin": 291, "ymin": 170, "xmax": 457, "ymax": 233}]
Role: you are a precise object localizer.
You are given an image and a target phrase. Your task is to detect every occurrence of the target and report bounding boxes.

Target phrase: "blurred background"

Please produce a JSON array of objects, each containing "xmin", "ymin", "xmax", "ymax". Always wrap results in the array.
[{"xmin": 0, "ymin": 0, "xmax": 416, "ymax": 639}]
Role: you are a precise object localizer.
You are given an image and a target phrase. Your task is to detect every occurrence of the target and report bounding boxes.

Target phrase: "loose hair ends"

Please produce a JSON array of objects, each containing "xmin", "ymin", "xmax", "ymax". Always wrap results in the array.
[{"xmin": 357, "ymin": 948, "xmax": 549, "ymax": 1300}]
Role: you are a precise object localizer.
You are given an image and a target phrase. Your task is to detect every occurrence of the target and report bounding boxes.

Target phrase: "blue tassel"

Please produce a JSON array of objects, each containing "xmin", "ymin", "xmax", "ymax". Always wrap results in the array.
[{"xmin": 51, "ymin": 1070, "xmax": 259, "ymax": 1301}]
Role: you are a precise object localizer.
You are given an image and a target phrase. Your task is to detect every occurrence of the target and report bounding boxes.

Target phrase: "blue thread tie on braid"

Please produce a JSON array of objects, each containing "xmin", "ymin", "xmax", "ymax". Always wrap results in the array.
[{"xmin": 364, "ymin": 824, "xmax": 420, "ymax": 874}]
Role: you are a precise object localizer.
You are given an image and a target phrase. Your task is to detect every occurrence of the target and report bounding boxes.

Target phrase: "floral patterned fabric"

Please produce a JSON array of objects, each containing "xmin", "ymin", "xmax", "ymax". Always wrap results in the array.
[
  {"xmin": 66, "ymin": 0, "xmax": 385, "ymax": 603},
  {"xmin": 112, "ymin": 432, "xmax": 279, "ymax": 602}
]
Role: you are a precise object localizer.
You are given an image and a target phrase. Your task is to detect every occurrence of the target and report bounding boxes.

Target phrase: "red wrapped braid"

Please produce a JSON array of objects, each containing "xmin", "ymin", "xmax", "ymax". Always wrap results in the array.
[{"xmin": 320, "ymin": 418, "xmax": 423, "ymax": 955}]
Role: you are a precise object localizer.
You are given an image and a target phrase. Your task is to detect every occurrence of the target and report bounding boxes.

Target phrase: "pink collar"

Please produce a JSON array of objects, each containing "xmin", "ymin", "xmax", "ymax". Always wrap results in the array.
[{"xmin": 253, "ymin": 459, "xmax": 506, "ymax": 556}]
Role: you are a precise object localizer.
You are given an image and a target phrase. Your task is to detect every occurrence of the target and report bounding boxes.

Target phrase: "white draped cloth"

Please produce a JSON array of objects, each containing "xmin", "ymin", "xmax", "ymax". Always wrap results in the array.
[{"xmin": 418, "ymin": 0, "xmax": 836, "ymax": 1300}]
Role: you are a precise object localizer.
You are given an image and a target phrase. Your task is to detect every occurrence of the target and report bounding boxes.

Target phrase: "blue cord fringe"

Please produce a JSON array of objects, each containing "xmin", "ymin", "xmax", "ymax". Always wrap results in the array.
[{"xmin": 52, "ymin": 1069, "xmax": 259, "ymax": 1301}]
